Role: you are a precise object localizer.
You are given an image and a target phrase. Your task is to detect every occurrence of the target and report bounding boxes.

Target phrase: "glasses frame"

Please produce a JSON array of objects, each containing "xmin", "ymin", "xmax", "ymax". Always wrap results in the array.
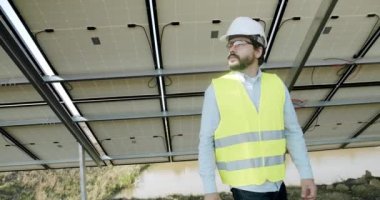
[{"xmin": 226, "ymin": 40, "xmax": 252, "ymax": 50}]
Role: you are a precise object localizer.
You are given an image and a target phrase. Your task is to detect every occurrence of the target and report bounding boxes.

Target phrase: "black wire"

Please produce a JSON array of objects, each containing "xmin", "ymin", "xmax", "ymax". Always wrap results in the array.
[
  {"xmin": 160, "ymin": 23, "xmax": 172, "ymax": 46},
  {"xmin": 369, "ymin": 14, "xmax": 379, "ymax": 35},
  {"xmin": 279, "ymin": 18, "xmax": 293, "ymax": 29},
  {"xmin": 279, "ymin": 17, "xmax": 301, "ymax": 30},
  {"xmin": 308, "ymin": 116, "xmax": 320, "ymax": 132},
  {"xmin": 336, "ymin": 65, "xmax": 346, "ymax": 76},
  {"xmin": 165, "ymin": 76, "xmax": 173, "ymax": 86},
  {"xmin": 34, "ymin": 30, "xmax": 45, "ymax": 38},
  {"xmin": 64, "ymin": 82, "xmax": 73, "ymax": 91},
  {"xmin": 259, "ymin": 20, "xmax": 267, "ymax": 32},
  {"xmin": 292, "ymin": 99, "xmax": 305, "ymax": 108},
  {"xmin": 135, "ymin": 25, "xmax": 153, "ymax": 56},
  {"xmin": 323, "ymin": 58, "xmax": 352, "ymax": 63},
  {"xmin": 362, "ymin": 14, "xmax": 380, "ymax": 47},
  {"xmin": 311, "ymin": 67, "xmax": 316, "ymax": 85},
  {"xmin": 129, "ymin": 24, "xmax": 163, "ymax": 89},
  {"xmin": 348, "ymin": 64, "xmax": 362, "ymax": 80},
  {"xmin": 322, "ymin": 58, "xmax": 359, "ymax": 77},
  {"xmin": 147, "ymin": 77, "xmax": 157, "ymax": 88}
]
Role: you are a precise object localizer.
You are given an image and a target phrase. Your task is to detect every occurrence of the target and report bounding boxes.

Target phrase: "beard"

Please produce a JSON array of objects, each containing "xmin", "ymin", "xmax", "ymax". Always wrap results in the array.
[{"xmin": 228, "ymin": 53, "xmax": 255, "ymax": 71}]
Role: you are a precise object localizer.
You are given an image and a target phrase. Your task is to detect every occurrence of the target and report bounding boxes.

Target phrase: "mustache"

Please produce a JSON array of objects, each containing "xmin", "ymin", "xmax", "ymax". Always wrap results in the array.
[{"xmin": 228, "ymin": 53, "xmax": 240, "ymax": 60}]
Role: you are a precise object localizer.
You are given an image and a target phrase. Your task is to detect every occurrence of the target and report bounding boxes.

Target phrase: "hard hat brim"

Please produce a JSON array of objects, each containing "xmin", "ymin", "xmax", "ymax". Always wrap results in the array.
[{"xmin": 219, "ymin": 34, "xmax": 228, "ymax": 41}]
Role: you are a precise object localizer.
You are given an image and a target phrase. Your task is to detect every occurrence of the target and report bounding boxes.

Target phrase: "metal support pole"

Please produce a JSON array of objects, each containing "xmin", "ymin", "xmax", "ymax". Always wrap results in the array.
[
  {"xmin": 285, "ymin": 0, "xmax": 338, "ymax": 91},
  {"xmin": 79, "ymin": 143, "xmax": 87, "ymax": 200}
]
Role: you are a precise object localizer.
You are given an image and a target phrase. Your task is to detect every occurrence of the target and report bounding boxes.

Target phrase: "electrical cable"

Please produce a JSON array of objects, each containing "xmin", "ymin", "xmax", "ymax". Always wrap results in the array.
[
  {"xmin": 160, "ymin": 23, "xmax": 171, "ymax": 44},
  {"xmin": 323, "ymin": 58, "xmax": 353, "ymax": 63},
  {"xmin": 33, "ymin": 29, "xmax": 54, "ymax": 38},
  {"xmin": 322, "ymin": 58, "xmax": 362, "ymax": 77},
  {"xmin": 307, "ymin": 116, "xmax": 320, "ymax": 132},
  {"xmin": 336, "ymin": 65, "xmax": 347, "ymax": 76},
  {"xmin": 311, "ymin": 67, "xmax": 316, "ymax": 85},
  {"xmin": 260, "ymin": 20, "xmax": 267, "ymax": 32},
  {"xmin": 160, "ymin": 22, "xmax": 180, "ymax": 48},
  {"xmin": 147, "ymin": 77, "xmax": 157, "ymax": 88},
  {"xmin": 279, "ymin": 17, "xmax": 301, "ymax": 29},
  {"xmin": 292, "ymin": 98, "xmax": 305, "ymax": 108},
  {"xmin": 127, "ymin": 24, "xmax": 153, "ymax": 59},
  {"xmin": 165, "ymin": 76, "xmax": 173, "ymax": 86},
  {"xmin": 34, "ymin": 30, "xmax": 45, "ymax": 38},
  {"xmin": 347, "ymin": 64, "xmax": 362, "ymax": 80},
  {"xmin": 127, "ymin": 24, "xmax": 156, "ymax": 89},
  {"xmin": 134, "ymin": 25, "xmax": 153, "ymax": 57},
  {"xmin": 353, "ymin": 14, "xmax": 379, "ymax": 58},
  {"xmin": 64, "ymin": 82, "xmax": 73, "ymax": 91},
  {"xmin": 253, "ymin": 18, "xmax": 267, "ymax": 32},
  {"xmin": 363, "ymin": 14, "xmax": 379, "ymax": 46}
]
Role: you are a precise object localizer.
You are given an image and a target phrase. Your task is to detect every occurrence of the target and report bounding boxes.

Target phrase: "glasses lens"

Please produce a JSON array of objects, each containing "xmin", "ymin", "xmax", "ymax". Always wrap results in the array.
[{"xmin": 226, "ymin": 40, "xmax": 250, "ymax": 49}]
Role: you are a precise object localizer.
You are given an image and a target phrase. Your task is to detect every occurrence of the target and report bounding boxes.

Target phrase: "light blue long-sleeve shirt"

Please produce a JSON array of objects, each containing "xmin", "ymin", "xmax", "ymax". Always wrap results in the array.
[{"xmin": 198, "ymin": 69, "xmax": 313, "ymax": 194}]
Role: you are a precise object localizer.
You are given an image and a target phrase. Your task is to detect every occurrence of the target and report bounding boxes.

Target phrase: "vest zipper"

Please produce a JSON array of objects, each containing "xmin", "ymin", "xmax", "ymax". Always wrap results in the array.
[{"xmin": 258, "ymin": 115, "xmax": 266, "ymax": 180}]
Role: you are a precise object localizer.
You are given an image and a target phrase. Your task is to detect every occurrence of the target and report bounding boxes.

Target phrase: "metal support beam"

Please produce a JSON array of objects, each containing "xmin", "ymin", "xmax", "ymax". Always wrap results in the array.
[
  {"xmin": 79, "ymin": 144, "xmax": 87, "ymax": 200},
  {"xmin": 0, "ymin": 128, "xmax": 49, "ymax": 169},
  {"xmin": 0, "ymin": 151, "xmax": 197, "ymax": 168},
  {"xmin": 1, "ymin": 57, "xmax": 379, "ymax": 84},
  {"xmin": 2, "ymin": 132, "xmax": 380, "ymax": 168},
  {"xmin": 264, "ymin": 0, "xmax": 288, "ymax": 62},
  {"xmin": 2, "ymin": 79, "xmax": 380, "ymax": 108},
  {"xmin": 1, "ymin": 97, "xmax": 379, "ymax": 127},
  {"xmin": 285, "ymin": 0, "xmax": 338, "ymax": 91},
  {"xmin": 306, "ymin": 135, "xmax": 380, "ymax": 146},
  {"xmin": 293, "ymin": 81, "xmax": 380, "ymax": 90},
  {"xmin": 145, "ymin": 0, "xmax": 173, "ymax": 162},
  {"xmin": 0, "ymin": 16, "xmax": 102, "ymax": 165},
  {"xmin": 103, "ymin": 151, "xmax": 198, "ymax": 160},
  {"xmin": 303, "ymin": 22, "xmax": 380, "ymax": 133},
  {"xmin": 340, "ymin": 112, "xmax": 380, "ymax": 148}
]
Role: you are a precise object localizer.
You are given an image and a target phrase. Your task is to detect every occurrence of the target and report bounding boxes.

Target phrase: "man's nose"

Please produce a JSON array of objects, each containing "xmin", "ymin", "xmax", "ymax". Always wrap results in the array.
[
  {"xmin": 229, "ymin": 49, "xmax": 236, "ymax": 55},
  {"xmin": 228, "ymin": 45, "xmax": 238, "ymax": 52}
]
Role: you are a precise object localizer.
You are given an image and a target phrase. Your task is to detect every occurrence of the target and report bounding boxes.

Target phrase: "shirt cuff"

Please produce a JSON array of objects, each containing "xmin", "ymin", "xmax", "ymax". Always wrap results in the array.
[
  {"xmin": 298, "ymin": 165, "xmax": 314, "ymax": 179},
  {"xmin": 201, "ymin": 175, "xmax": 218, "ymax": 194}
]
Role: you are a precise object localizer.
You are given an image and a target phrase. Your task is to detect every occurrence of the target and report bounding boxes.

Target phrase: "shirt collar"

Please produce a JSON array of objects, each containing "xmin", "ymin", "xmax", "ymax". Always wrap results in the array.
[{"xmin": 232, "ymin": 68, "xmax": 262, "ymax": 83}]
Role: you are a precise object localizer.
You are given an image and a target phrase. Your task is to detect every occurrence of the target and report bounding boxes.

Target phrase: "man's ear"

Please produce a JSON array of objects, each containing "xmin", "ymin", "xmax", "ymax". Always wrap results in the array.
[{"xmin": 254, "ymin": 46, "xmax": 263, "ymax": 59}]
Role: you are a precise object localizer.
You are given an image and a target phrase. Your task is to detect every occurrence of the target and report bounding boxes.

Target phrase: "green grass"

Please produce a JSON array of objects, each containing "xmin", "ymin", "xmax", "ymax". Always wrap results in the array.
[
  {"xmin": 1, "ymin": 168, "xmax": 379, "ymax": 200},
  {"xmin": 0, "ymin": 165, "xmax": 149, "ymax": 200}
]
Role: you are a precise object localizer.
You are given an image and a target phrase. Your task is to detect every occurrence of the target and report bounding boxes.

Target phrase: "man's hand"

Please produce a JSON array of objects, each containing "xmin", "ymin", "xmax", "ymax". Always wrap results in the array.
[
  {"xmin": 301, "ymin": 179, "xmax": 317, "ymax": 200},
  {"xmin": 204, "ymin": 193, "xmax": 221, "ymax": 200}
]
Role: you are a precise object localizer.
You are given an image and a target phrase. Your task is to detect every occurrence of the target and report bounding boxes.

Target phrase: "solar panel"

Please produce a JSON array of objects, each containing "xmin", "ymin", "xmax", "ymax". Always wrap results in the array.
[{"xmin": 0, "ymin": 0, "xmax": 378, "ymax": 171}]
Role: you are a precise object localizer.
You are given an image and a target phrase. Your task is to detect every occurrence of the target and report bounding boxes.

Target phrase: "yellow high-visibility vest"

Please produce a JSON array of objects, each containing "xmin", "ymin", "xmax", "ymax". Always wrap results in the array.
[{"xmin": 212, "ymin": 72, "xmax": 286, "ymax": 187}]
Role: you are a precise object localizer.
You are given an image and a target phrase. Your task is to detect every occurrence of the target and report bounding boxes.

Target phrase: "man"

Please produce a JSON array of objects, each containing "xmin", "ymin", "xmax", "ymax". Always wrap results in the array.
[{"xmin": 198, "ymin": 17, "xmax": 317, "ymax": 200}]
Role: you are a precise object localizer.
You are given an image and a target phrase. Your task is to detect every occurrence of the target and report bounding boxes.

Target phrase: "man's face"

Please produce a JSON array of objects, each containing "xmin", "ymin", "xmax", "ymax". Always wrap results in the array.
[{"xmin": 226, "ymin": 36, "xmax": 258, "ymax": 71}]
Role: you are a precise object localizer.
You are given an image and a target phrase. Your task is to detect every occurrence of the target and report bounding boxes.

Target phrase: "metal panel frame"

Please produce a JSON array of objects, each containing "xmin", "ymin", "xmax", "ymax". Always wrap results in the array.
[
  {"xmin": 340, "ymin": 112, "xmax": 380, "ymax": 148},
  {"xmin": 2, "ymin": 135, "xmax": 380, "ymax": 168},
  {"xmin": 1, "ymin": 58, "xmax": 379, "ymax": 84},
  {"xmin": 0, "ymin": 0, "xmax": 379, "ymax": 171},
  {"xmin": 1, "ymin": 81, "xmax": 379, "ymax": 109},
  {"xmin": 0, "ymin": 127, "xmax": 48, "ymax": 169},
  {"xmin": 0, "ymin": 16, "xmax": 102, "ymax": 165},
  {"xmin": 303, "ymin": 26, "xmax": 380, "ymax": 133},
  {"xmin": 285, "ymin": 0, "xmax": 338, "ymax": 90},
  {"xmin": 145, "ymin": 0, "xmax": 173, "ymax": 161},
  {"xmin": 0, "ymin": 98, "xmax": 378, "ymax": 127},
  {"xmin": 264, "ymin": 0, "xmax": 288, "ymax": 62}
]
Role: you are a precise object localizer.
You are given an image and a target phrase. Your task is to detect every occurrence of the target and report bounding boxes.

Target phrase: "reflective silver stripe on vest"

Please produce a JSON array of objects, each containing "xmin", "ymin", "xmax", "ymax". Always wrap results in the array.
[
  {"xmin": 217, "ymin": 155, "xmax": 284, "ymax": 171},
  {"xmin": 214, "ymin": 130, "xmax": 284, "ymax": 148}
]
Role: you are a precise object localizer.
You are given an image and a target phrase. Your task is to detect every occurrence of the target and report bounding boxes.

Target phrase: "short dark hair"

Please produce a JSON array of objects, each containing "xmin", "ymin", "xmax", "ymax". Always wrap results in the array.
[{"xmin": 249, "ymin": 35, "xmax": 266, "ymax": 66}]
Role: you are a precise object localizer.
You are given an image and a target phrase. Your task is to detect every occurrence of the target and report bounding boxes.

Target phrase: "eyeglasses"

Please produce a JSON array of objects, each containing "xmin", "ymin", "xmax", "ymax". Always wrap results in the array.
[{"xmin": 226, "ymin": 40, "xmax": 252, "ymax": 49}]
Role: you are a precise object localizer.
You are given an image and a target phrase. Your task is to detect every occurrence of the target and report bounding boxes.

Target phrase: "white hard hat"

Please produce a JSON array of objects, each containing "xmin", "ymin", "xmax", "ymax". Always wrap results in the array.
[{"xmin": 220, "ymin": 16, "xmax": 267, "ymax": 48}]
